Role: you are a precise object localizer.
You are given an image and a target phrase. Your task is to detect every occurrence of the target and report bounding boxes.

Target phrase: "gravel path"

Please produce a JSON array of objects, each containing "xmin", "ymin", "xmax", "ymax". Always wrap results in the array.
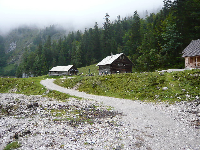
[{"xmin": 40, "ymin": 79, "xmax": 200, "ymax": 149}]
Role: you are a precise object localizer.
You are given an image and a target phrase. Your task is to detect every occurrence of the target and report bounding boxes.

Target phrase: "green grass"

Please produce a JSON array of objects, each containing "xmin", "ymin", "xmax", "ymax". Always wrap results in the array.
[
  {"xmin": 78, "ymin": 64, "xmax": 99, "ymax": 76},
  {"xmin": 3, "ymin": 141, "xmax": 21, "ymax": 150},
  {"xmin": 0, "ymin": 77, "xmax": 46, "ymax": 95},
  {"xmin": 0, "ymin": 75, "xmax": 77, "ymax": 101},
  {"xmin": 55, "ymin": 69, "xmax": 200, "ymax": 103},
  {"xmin": 1, "ymin": 69, "xmax": 200, "ymax": 103},
  {"xmin": 54, "ymin": 76, "xmax": 83, "ymax": 89}
]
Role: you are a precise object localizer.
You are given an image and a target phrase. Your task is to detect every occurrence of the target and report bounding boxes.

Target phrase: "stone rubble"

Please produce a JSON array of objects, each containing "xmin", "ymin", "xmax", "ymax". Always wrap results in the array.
[
  {"xmin": 1, "ymin": 93, "xmax": 200, "ymax": 149},
  {"xmin": 156, "ymin": 99, "xmax": 200, "ymax": 129},
  {"xmin": 0, "ymin": 93, "xmax": 135, "ymax": 150}
]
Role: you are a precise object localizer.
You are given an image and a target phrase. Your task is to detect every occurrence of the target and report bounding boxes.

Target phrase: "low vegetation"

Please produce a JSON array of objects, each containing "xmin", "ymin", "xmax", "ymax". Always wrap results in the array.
[
  {"xmin": 0, "ymin": 75, "xmax": 121, "ymax": 149},
  {"xmin": 55, "ymin": 69, "xmax": 200, "ymax": 103},
  {"xmin": 1, "ymin": 69, "xmax": 200, "ymax": 103},
  {"xmin": 50, "ymin": 103, "xmax": 119, "ymax": 127},
  {"xmin": 3, "ymin": 141, "xmax": 21, "ymax": 150},
  {"xmin": 0, "ymin": 75, "xmax": 76, "ymax": 101},
  {"xmin": 78, "ymin": 64, "xmax": 99, "ymax": 76}
]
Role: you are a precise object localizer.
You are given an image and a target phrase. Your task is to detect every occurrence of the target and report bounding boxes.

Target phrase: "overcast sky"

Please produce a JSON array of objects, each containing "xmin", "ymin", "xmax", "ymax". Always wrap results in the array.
[{"xmin": 0, "ymin": 0, "xmax": 163, "ymax": 34}]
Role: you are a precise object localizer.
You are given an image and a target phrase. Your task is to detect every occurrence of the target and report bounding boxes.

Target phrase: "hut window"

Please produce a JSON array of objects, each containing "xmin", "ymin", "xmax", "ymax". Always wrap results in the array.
[
  {"xmin": 197, "ymin": 57, "xmax": 200, "ymax": 62},
  {"xmin": 190, "ymin": 58, "xmax": 193, "ymax": 63}
]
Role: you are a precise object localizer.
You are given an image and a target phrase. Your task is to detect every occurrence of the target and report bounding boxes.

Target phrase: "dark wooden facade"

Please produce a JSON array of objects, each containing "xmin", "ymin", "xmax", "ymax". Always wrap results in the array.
[
  {"xmin": 69, "ymin": 66, "xmax": 79, "ymax": 75},
  {"xmin": 97, "ymin": 53, "xmax": 133, "ymax": 75}
]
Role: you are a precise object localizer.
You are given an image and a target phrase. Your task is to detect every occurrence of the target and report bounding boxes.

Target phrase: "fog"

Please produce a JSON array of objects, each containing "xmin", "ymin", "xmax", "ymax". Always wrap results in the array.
[{"xmin": 0, "ymin": 0, "xmax": 163, "ymax": 35}]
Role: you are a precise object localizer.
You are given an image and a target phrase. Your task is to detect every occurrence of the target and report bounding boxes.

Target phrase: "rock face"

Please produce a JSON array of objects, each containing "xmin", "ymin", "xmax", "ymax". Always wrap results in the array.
[{"xmin": 7, "ymin": 42, "xmax": 17, "ymax": 53}]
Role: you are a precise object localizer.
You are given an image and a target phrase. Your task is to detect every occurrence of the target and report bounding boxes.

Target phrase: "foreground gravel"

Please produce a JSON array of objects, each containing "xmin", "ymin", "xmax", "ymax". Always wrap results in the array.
[
  {"xmin": 0, "ymin": 93, "xmax": 129, "ymax": 150},
  {"xmin": 0, "ymin": 79, "xmax": 199, "ymax": 150}
]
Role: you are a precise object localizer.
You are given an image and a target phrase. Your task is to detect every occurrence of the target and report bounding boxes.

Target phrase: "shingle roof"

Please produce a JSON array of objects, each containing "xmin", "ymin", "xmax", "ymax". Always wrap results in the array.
[
  {"xmin": 182, "ymin": 39, "xmax": 200, "ymax": 57},
  {"xmin": 49, "ymin": 65, "xmax": 73, "ymax": 71},
  {"xmin": 96, "ymin": 53, "xmax": 124, "ymax": 66}
]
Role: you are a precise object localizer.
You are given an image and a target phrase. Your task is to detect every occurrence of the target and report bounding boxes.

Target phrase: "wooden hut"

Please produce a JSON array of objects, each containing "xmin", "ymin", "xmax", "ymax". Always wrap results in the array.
[
  {"xmin": 96, "ymin": 53, "xmax": 133, "ymax": 75},
  {"xmin": 49, "ymin": 65, "xmax": 78, "ymax": 76},
  {"xmin": 182, "ymin": 39, "xmax": 200, "ymax": 68}
]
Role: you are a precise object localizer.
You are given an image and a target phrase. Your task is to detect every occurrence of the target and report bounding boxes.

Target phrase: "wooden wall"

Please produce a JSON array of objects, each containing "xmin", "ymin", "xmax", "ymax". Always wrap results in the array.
[{"xmin": 98, "ymin": 54, "xmax": 132, "ymax": 74}]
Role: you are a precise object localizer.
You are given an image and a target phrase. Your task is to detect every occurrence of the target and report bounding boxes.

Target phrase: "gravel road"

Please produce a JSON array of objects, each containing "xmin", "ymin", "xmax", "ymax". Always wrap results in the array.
[{"xmin": 40, "ymin": 79, "xmax": 200, "ymax": 149}]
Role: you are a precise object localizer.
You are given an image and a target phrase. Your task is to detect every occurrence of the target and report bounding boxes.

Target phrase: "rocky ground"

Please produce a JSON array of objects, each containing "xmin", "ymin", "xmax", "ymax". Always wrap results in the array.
[
  {"xmin": 0, "ymin": 93, "xmax": 136, "ymax": 150},
  {"xmin": 158, "ymin": 99, "xmax": 200, "ymax": 130},
  {"xmin": 1, "ymin": 79, "xmax": 200, "ymax": 149}
]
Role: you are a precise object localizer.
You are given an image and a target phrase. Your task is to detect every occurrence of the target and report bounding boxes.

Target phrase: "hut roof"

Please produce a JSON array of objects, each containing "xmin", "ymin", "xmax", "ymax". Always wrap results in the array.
[
  {"xmin": 182, "ymin": 39, "xmax": 200, "ymax": 57},
  {"xmin": 96, "ymin": 53, "xmax": 124, "ymax": 66},
  {"xmin": 49, "ymin": 65, "xmax": 74, "ymax": 72}
]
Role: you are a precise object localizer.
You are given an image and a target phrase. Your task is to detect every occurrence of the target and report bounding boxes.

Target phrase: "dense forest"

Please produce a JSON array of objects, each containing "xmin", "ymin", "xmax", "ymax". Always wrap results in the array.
[{"xmin": 1, "ymin": 0, "xmax": 200, "ymax": 77}]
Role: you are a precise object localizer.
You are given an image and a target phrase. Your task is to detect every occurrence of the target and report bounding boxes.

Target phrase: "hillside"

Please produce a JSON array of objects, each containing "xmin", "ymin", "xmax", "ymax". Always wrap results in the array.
[
  {"xmin": 78, "ymin": 64, "xmax": 99, "ymax": 75},
  {"xmin": 55, "ymin": 69, "xmax": 200, "ymax": 103},
  {"xmin": 0, "ymin": 25, "xmax": 67, "ymax": 76}
]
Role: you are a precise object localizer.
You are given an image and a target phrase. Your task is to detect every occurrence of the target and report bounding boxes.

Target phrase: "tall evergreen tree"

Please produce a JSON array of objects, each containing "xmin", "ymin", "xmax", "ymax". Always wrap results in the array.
[
  {"xmin": 43, "ymin": 35, "xmax": 52, "ymax": 70},
  {"xmin": 0, "ymin": 35, "xmax": 5, "ymax": 68},
  {"xmin": 81, "ymin": 29, "xmax": 89, "ymax": 66},
  {"xmin": 57, "ymin": 38, "xmax": 66, "ymax": 65},
  {"xmin": 51, "ymin": 41, "xmax": 58, "ymax": 67},
  {"xmin": 124, "ymin": 11, "xmax": 141, "ymax": 66},
  {"xmin": 71, "ymin": 41, "xmax": 82, "ymax": 67},
  {"xmin": 93, "ymin": 22, "xmax": 102, "ymax": 62},
  {"xmin": 102, "ymin": 13, "xmax": 112, "ymax": 57}
]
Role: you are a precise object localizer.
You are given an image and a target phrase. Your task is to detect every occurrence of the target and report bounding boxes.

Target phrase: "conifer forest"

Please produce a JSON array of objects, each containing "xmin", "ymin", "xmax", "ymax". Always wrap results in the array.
[{"xmin": 0, "ymin": 0, "xmax": 200, "ymax": 77}]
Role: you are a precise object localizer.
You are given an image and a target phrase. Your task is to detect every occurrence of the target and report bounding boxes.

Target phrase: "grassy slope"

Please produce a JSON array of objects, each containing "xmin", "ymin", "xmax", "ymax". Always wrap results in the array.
[
  {"xmin": 78, "ymin": 64, "xmax": 99, "ymax": 75},
  {"xmin": 55, "ymin": 69, "xmax": 200, "ymax": 103},
  {"xmin": 0, "ymin": 75, "xmax": 77, "ymax": 101},
  {"xmin": 1, "ymin": 69, "xmax": 200, "ymax": 103}
]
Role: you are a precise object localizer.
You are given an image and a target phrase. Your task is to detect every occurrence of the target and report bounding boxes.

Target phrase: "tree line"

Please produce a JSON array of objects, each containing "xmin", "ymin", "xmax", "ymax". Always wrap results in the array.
[{"xmin": 16, "ymin": 0, "xmax": 200, "ymax": 77}]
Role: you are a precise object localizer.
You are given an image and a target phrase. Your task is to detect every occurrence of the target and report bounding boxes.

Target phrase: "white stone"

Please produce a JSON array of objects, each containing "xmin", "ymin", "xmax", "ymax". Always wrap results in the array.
[{"xmin": 162, "ymin": 87, "xmax": 168, "ymax": 90}]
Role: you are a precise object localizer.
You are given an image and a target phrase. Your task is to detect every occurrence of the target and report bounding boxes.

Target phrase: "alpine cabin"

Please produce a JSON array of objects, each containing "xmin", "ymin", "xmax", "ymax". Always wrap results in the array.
[
  {"xmin": 182, "ymin": 39, "xmax": 200, "ymax": 68},
  {"xmin": 96, "ymin": 53, "xmax": 133, "ymax": 75},
  {"xmin": 49, "ymin": 65, "xmax": 78, "ymax": 76}
]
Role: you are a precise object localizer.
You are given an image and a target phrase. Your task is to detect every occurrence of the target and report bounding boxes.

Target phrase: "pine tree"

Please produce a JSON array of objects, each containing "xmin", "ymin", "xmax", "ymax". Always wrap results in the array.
[
  {"xmin": 57, "ymin": 38, "xmax": 66, "ymax": 65},
  {"xmin": 43, "ymin": 35, "xmax": 52, "ymax": 69},
  {"xmin": 0, "ymin": 35, "xmax": 5, "ymax": 68},
  {"xmin": 124, "ymin": 11, "xmax": 141, "ymax": 66},
  {"xmin": 71, "ymin": 41, "xmax": 82, "ymax": 67},
  {"xmin": 102, "ymin": 13, "xmax": 112, "ymax": 57},
  {"xmin": 51, "ymin": 41, "xmax": 58, "ymax": 67},
  {"xmin": 93, "ymin": 22, "xmax": 102, "ymax": 62},
  {"xmin": 81, "ymin": 29, "xmax": 89, "ymax": 66}
]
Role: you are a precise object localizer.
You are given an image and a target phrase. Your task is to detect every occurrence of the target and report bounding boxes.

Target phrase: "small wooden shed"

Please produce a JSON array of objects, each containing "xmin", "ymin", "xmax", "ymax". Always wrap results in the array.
[
  {"xmin": 49, "ymin": 65, "xmax": 78, "ymax": 76},
  {"xmin": 96, "ymin": 53, "xmax": 133, "ymax": 75},
  {"xmin": 182, "ymin": 39, "xmax": 200, "ymax": 68}
]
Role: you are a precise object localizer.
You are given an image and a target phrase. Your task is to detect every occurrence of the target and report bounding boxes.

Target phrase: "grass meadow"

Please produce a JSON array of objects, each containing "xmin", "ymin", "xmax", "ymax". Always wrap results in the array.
[{"xmin": 55, "ymin": 69, "xmax": 200, "ymax": 103}]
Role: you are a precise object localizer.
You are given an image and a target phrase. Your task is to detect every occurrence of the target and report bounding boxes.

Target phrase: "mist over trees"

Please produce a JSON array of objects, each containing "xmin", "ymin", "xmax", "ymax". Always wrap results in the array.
[
  {"xmin": 0, "ymin": 35, "xmax": 5, "ymax": 72},
  {"xmin": 1, "ymin": 0, "xmax": 200, "ymax": 77}
]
